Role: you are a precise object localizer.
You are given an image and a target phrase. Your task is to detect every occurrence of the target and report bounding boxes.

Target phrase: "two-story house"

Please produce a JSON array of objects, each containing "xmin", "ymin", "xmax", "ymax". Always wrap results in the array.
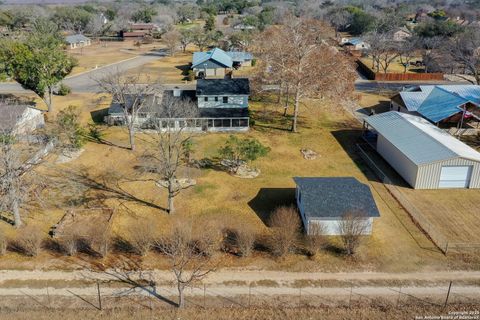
[{"xmin": 106, "ymin": 78, "xmax": 251, "ymax": 132}]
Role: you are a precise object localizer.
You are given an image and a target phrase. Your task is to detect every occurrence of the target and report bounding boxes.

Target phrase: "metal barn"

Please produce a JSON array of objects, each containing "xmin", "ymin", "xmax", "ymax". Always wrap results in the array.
[{"xmin": 363, "ymin": 112, "xmax": 480, "ymax": 189}]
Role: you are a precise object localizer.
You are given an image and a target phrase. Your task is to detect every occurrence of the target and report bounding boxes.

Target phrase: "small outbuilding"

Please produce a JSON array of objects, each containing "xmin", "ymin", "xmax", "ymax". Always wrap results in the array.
[
  {"xmin": 364, "ymin": 111, "xmax": 480, "ymax": 189},
  {"xmin": 65, "ymin": 34, "xmax": 91, "ymax": 49},
  {"xmin": 0, "ymin": 102, "xmax": 44, "ymax": 135},
  {"xmin": 293, "ymin": 177, "xmax": 380, "ymax": 236}
]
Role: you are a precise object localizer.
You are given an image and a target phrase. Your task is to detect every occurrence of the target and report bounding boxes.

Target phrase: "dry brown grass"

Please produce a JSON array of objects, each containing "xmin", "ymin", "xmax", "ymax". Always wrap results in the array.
[
  {"xmin": 68, "ymin": 41, "xmax": 164, "ymax": 76},
  {"xmin": 126, "ymin": 47, "xmax": 194, "ymax": 84},
  {"xmin": 0, "ymin": 302, "xmax": 478, "ymax": 320},
  {"xmin": 399, "ymin": 188, "xmax": 480, "ymax": 244},
  {"xmin": 1, "ymin": 90, "xmax": 479, "ymax": 272}
]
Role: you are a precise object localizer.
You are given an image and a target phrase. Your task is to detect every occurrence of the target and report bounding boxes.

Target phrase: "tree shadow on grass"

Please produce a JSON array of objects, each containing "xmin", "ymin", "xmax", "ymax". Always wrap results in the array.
[
  {"xmin": 50, "ymin": 168, "xmax": 168, "ymax": 213},
  {"xmin": 248, "ymin": 188, "xmax": 296, "ymax": 225}
]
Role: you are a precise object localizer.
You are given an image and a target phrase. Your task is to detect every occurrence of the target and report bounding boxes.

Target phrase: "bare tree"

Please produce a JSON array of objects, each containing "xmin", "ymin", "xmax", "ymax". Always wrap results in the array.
[
  {"xmin": 95, "ymin": 71, "xmax": 156, "ymax": 151},
  {"xmin": 255, "ymin": 16, "xmax": 356, "ymax": 132},
  {"xmin": 447, "ymin": 27, "xmax": 480, "ymax": 84},
  {"xmin": 179, "ymin": 28, "xmax": 193, "ymax": 52},
  {"xmin": 155, "ymin": 219, "xmax": 218, "ymax": 308},
  {"xmin": 398, "ymin": 39, "xmax": 418, "ymax": 73},
  {"xmin": 162, "ymin": 29, "xmax": 181, "ymax": 56},
  {"xmin": 191, "ymin": 26, "xmax": 210, "ymax": 51},
  {"xmin": 337, "ymin": 211, "xmax": 369, "ymax": 256},
  {"xmin": 139, "ymin": 92, "xmax": 198, "ymax": 214},
  {"xmin": 0, "ymin": 108, "xmax": 49, "ymax": 228},
  {"xmin": 268, "ymin": 206, "xmax": 301, "ymax": 257}
]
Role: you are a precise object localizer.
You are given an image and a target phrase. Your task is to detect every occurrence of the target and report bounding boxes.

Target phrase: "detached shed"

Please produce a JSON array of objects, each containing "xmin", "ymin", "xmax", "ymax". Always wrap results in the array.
[
  {"xmin": 364, "ymin": 111, "xmax": 480, "ymax": 189},
  {"xmin": 293, "ymin": 177, "xmax": 380, "ymax": 236}
]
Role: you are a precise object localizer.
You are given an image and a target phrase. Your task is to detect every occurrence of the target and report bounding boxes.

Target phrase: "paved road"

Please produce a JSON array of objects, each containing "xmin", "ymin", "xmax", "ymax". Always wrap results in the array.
[{"xmin": 0, "ymin": 50, "xmax": 167, "ymax": 94}]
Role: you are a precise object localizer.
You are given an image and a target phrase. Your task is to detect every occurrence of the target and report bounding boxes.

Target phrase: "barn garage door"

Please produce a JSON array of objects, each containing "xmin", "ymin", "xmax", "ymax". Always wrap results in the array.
[{"xmin": 439, "ymin": 166, "xmax": 472, "ymax": 188}]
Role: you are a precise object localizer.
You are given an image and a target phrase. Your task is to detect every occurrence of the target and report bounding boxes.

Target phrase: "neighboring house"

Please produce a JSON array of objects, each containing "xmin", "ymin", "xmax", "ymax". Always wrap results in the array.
[
  {"xmin": 192, "ymin": 48, "xmax": 253, "ymax": 78},
  {"xmin": 393, "ymin": 27, "xmax": 412, "ymax": 42},
  {"xmin": 65, "ymin": 34, "xmax": 91, "ymax": 49},
  {"xmin": 390, "ymin": 85, "xmax": 480, "ymax": 125},
  {"xmin": 233, "ymin": 23, "xmax": 256, "ymax": 31},
  {"xmin": 342, "ymin": 38, "xmax": 370, "ymax": 51},
  {"xmin": 0, "ymin": 102, "xmax": 44, "ymax": 136},
  {"xmin": 106, "ymin": 78, "xmax": 250, "ymax": 132},
  {"xmin": 363, "ymin": 111, "xmax": 480, "ymax": 189},
  {"xmin": 294, "ymin": 177, "xmax": 380, "ymax": 236},
  {"xmin": 122, "ymin": 23, "xmax": 159, "ymax": 39}
]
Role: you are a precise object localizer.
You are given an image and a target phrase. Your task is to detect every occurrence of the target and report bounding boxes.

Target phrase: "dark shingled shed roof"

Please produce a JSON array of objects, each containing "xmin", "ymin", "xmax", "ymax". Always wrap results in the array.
[
  {"xmin": 293, "ymin": 177, "xmax": 380, "ymax": 219},
  {"xmin": 196, "ymin": 78, "xmax": 250, "ymax": 96}
]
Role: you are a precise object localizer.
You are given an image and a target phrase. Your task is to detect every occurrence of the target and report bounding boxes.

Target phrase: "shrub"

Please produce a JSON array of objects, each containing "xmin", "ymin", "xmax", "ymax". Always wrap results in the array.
[
  {"xmin": 55, "ymin": 105, "xmax": 87, "ymax": 150},
  {"xmin": 235, "ymin": 226, "xmax": 256, "ymax": 257},
  {"xmin": 306, "ymin": 223, "xmax": 327, "ymax": 256},
  {"xmin": 128, "ymin": 220, "xmax": 156, "ymax": 256},
  {"xmin": 57, "ymin": 83, "xmax": 71, "ymax": 96},
  {"xmin": 187, "ymin": 70, "xmax": 195, "ymax": 81},
  {"xmin": 87, "ymin": 123, "xmax": 105, "ymax": 142},
  {"xmin": 218, "ymin": 135, "xmax": 270, "ymax": 172},
  {"xmin": 58, "ymin": 231, "xmax": 81, "ymax": 256},
  {"xmin": 338, "ymin": 210, "xmax": 369, "ymax": 256},
  {"xmin": 251, "ymin": 59, "xmax": 257, "ymax": 67},
  {"xmin": 14, "ymin": 226, "xmax": 43, "ymax": 257},
  {"xmin": 0, "ymin": 231, "xmax": 7, "ymax": 256},
  {"xmin": 268, "ymin": 206, "xmax": 301, "ymax": 257}
]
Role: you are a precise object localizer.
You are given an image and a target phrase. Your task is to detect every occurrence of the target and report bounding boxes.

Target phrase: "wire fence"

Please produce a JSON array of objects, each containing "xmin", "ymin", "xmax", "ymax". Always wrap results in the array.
[
  {"xmin": 356, "ymin": 143, "xmax": 480, "ymax": 254},
  {"xmin": 5, "ymin": 280, "xmax": 479, "ymax": 312}
]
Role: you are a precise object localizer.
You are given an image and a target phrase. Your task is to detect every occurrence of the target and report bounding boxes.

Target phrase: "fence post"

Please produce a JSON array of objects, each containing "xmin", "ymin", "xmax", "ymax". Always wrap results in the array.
[
  {"xmin": 299, "ymin": 287, "xmax": 302, "ymax": 306},
  {"xmin": 397, "ymin": 286, "xmax": 402, "ymax": 308},
  {"xmin": 349, "ymin": 284, "xmax": 353, "ymax": 308},
  {"xmin": 97, "ymin": 281, "xmax": 102, "ymax": 311},
  {"xmin": 248, "ymin": 283, "xmax": 251, "ymax": 308},
  {"xmin": 203, "ymin": 283, "xmax": 206, "ymax": 308},
  {"xmin": 444, "ymin": 281, "xmax": 452, "ymax": 309},
  {"xmin": 444, "ymin": 241, "xmax": 449, "ymax": 255}
]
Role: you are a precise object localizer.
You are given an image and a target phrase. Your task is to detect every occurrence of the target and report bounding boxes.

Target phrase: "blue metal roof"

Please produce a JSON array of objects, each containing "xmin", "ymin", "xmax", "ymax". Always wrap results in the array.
[
  {"xmin": 417, "ymin": 86, "xmax": 467, "ymax": 123},
  {"xmin": 399, "ymin": 85, "xmax": 480, "ymax": 122},
  {"xmin": 192, "ymin": 48, "xmax": 233, "ymax": 68},
  {"xmin": 345, "ymin": 38, "xmax": 363, "ymax": 45}
]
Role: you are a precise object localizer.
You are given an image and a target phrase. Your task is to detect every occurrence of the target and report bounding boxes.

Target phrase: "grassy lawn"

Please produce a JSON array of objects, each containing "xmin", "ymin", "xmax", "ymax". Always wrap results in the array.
[
  {"xmin": 68, "ymin": 41, "xmax": 164, "ymax": 76},
  {"xmin": 399, "ymin": 188, "xmax": 480, "ymax": 244},
  {"xmin": 175, "ymin": 19, "xmax": 204, "ymax": 30},
  {"xmin": 126, "ymin": 48, "xmax": 193, "ymax": 84},
  {"xmin": 2, "ymin": 90, "xmax": 479, "ymax": 272},
  {"xmin": 360, "ymin": 56, "xmax": 424, "ymax": 74}
]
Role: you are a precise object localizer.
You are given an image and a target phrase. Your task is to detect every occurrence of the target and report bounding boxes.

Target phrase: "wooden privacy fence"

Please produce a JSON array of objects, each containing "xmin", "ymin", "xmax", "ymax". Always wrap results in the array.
[
  {"xmin": 356, "ymin": 143, "xmax": 480, "ymax": 255},
  {"xmin": 356, "ymin": 60, "xmax": 444, "ymax": 81}
]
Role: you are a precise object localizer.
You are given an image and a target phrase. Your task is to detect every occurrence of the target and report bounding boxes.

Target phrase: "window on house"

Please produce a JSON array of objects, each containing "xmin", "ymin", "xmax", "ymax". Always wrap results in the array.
[
  {"xmin": 223, "ymin": 97, "xmax": 228, "ymax": 103},
  {"xmin": 204, "ymin": 97, "xmax": 208, "ymax": 102},
  {"xmin": 215, "ymin": 97, "xmax": 218, "ymax": 102}
]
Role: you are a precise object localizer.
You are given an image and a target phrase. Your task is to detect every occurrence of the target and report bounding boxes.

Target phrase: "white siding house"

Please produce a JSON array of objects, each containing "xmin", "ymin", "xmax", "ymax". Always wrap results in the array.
[
  {"xmin": 364, "ymin": 111, "xmax": 480, "ymax": 189},
  {"xmin": 294, "ymin": 177, "xmax": 380, "ymax": 236}
]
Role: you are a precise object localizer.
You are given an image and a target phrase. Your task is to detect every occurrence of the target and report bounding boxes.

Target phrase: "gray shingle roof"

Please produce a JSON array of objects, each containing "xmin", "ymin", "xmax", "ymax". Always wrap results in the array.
[
  {"xmin": 196, "ymin": 78, "xmax": 250, "ymax": 96},
  {"xmin": 0, "ymin": 103, "xmax": 29, "ymax": 132},
  {"xmin": 65, "ymin": 34, "xmax": 90, "ymax": 44},
  {"xmin": 293, "ymin": 177, "xmax": 380, "ymax": 219}
]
